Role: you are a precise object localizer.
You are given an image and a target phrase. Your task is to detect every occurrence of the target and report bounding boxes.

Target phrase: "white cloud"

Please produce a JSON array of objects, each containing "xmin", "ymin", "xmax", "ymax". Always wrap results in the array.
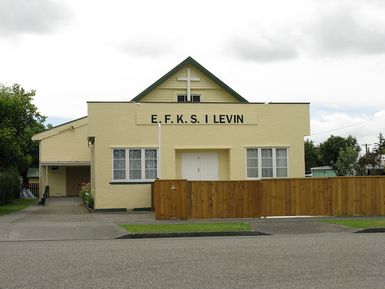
[
  {"xmin": 0, "ymin": 0, "xmax": 70, "ymax": 37},
  {"xmin": 228, "ymin": 31, "xmax": 299, "ymax": 62},
  {"xmin": 309, "ymin": 110, "xmax": 385, "ymax": 146},
  {"xmin": 305, "ymin": 1, "xmax": 385, "ymax": 56}
]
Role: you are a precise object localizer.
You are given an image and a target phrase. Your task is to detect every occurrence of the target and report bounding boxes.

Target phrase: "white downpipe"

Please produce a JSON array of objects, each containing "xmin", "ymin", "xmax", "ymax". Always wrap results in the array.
[
  {"xmin": 158, "ymin": 123, "xmax": 161, "ymax": 179},
  {"xmin": 45, "ymin": 165, "xmax": 48, "ymax": 187}
]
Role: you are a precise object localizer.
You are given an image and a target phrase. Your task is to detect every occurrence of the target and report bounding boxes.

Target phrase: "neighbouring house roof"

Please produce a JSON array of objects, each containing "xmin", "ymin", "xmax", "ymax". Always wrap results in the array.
[
  {"xmin": 131, "ymin": 56, "xmax": 248, "ymax": 103},
  {"xmin": 32, "ymin": 116, "xmax": 88, "ymax": 141},
  {"xmin": 311, "ymin": 166, "xmax": 334, "ymax": 170},
  {"xmin": 27, "ymin": 168, "xmax": 39, "ymax": 178}
]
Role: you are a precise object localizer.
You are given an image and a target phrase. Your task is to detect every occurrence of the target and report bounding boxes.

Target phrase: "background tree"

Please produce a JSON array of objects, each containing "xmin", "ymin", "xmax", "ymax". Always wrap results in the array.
[
  {"xmin": 0, "ymin": 84, "xmax": 46, "ymax": 179},
  {"xmin": 318, "ymin": 135, "xmax": 360, "ymax": 167},
  {"xmin": 334, "ymin": 145, "xmax": 359, "ymax": 176},
  {"xmin": 356, "ymin": 133, "xmax": 385, "ymax": 175},
  {"xmin": 373, "ymin": 133, "xmax": 385, "ymax": 155},
  {"xmin": 304, "ymin": 139, "xmax": 320, "ymax": 173}
]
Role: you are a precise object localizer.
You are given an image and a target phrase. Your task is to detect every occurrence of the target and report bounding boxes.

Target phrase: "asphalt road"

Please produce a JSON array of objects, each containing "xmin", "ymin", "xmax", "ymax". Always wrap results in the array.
[{"xmin": 1, "ymin": 233, "xmax": 385, "ymax": 289}]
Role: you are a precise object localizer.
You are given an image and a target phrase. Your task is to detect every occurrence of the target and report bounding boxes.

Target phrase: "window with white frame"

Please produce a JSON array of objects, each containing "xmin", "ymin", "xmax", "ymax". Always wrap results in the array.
[
  {"xmin": 246, "ymin": 148, "xmax": 288, "ymax": 178},
  {"xmin": 113, "ymin": 148, "xmax": 157, "ymax": 181}
]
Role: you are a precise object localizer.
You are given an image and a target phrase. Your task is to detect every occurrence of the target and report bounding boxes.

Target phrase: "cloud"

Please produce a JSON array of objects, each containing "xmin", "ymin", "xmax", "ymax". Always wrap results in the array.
[
  {"xmin": 228, "ymin": 1, "xmax": 385, "ymax": 62},
  {"xmin": 120, "ymin": 39, "xmax": 172, "ymax": 57},
  {"xmin": 0, "ymin": 0, "xmax": 70, "ymax": 36},
  {"xmin": 228, "ymin": 31, "xmax": 299, "ymax": 62},
  {"xmin": 309, "ymin": 110, "xmax": 385, "ymax": 145},
  {"xmin": 306, "ymin": 4, "xmax": 385, "ymax": 56}
]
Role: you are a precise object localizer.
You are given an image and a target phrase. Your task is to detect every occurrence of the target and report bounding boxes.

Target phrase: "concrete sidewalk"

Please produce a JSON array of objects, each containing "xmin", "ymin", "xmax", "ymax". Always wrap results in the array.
[{"xmin": 0, "ymin": 197, "xmax": 357, "ymax": 241}]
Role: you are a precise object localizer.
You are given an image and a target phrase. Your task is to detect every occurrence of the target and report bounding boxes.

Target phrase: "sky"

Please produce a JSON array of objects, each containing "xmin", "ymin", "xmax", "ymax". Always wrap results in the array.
[{"xmin": 1, "ymin": 0, "xmax": 385, "ymax": 150}]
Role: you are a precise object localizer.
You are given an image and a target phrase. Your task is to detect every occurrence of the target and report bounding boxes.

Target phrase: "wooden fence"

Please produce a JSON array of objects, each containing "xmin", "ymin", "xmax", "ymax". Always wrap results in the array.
[
  {"xmin": 153, "ymin": 177, "xmax": 385, "ymax": 219},
  {"xmin": 28, "ymin": 183, "xmax": 39, "ymax": 197}
]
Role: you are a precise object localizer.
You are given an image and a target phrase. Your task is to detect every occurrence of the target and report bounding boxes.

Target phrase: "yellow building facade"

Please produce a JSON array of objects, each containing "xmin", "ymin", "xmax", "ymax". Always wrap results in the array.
[{"xmin": 33, "ymin": 57, "xmax": 310, "ymax": 210}]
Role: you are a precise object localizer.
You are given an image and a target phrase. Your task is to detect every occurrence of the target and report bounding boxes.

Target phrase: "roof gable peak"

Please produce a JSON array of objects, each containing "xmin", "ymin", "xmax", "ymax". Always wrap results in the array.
[{"xmin": 131, "ymin": 57, "xmax": 248, "ymax": 103}]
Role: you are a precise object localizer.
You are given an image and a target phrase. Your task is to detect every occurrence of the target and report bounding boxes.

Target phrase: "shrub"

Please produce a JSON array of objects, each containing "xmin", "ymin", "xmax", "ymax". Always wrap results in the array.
[
  {"xmin": 79, "ymin": 182, "xmax": 94, "ymax": 209},
  {"xmin": 0, "ymin": 168, "xmax": 21, "ymax": 205}
]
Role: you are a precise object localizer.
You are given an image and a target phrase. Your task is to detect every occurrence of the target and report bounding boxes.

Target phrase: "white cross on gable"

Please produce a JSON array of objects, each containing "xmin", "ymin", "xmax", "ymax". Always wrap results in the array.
[{"xmin": 177, "ymin": 68, "xmax": 200, "ymax": 101}]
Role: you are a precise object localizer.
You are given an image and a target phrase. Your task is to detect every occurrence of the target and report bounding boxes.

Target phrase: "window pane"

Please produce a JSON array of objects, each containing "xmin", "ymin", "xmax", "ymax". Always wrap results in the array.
[
  {"xmin": 129, "ymin": 159, "xmax": 141, "ymax": 169},
  {"xmin": 145, "ymin": 149, "xmax": 157, "ymax": 179},
  {"xmin": 145, "ymin": 160, "xmax": 157, "ymax": 169},
  {"xmin": 276, "ymin": 149, "xmax": 287, "ymax": 158},
  {"xmin": 277, "ymin": 168, "xmax": 288, "ymax": 177},
  {"xmin": 247, "ymin": 158, "xmax": 258, "ymax": 168},
  {"xmin": 247, "ymin": 168, "xmax": 258, "ymax": 178},
  {"xmin": 192, "ymin": 95, "xmax": 200, "ymax": 102},
  {"xmin": 113, "ymin": 149, "xmax": 126, "ymax": 180},
  {"xmin": 262, "ymin": 158, "xmax": 272, "ymax": 167},
  {"xmin": 113, "ymin": 159, "xmax": 125, "ymax": 170},
  {"xmin": 129, "ymin": 149, "xmax": 141, "ymax": 179},
  {"xmin": 247, "ymin": 149, "xmax": 258, "ymax": 158},
  {"xmin": 129, "ymin": 150, "xmax": 141, "ymax": 159},
  {"xmin": 113, "ymin": 149, "xmax": 125, "ymax": 159},
  {"xmin": 146, "ymin": 169, "xmax": 157, "ymax": 179},
  {"xmin": 113, "ymin": 170, "xmax": 126, "ymax": 180},
  {"xmin": 129, "ymin": 170, "xmax": 141, "ymax": 179},
  {"xmin": 261, "ymin": 149, "xmax": 272, "ymax": 158},
  {"xmin": 262, "ymin": 168, "xmax": 273, "ymax": 178},
  {"xmin": 246, "ymin": 149, "xmax": 258, "ymax": 178},
  {"xmin": 145, "ymin": 149, "xmax": 157, "ymax": 159},
  {"xmin": 177, "ymin": 95, "xmax": 186, "ymax": 102},
  {"xmin": 276, "ymin": 158, "xmax": 287, "ymax": 167}
]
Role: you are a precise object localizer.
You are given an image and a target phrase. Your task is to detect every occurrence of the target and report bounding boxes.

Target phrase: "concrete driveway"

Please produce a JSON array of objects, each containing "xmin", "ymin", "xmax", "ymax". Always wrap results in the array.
[{"xmin": 0, "ymin": 197, "xmax": 131, "ymax": 241}]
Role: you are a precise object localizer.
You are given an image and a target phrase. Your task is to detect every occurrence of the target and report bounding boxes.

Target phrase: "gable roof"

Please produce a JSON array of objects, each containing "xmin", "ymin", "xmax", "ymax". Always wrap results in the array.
[{"xmin": 131, "ymin": 56, "xmax": 248, "ymax": 103}]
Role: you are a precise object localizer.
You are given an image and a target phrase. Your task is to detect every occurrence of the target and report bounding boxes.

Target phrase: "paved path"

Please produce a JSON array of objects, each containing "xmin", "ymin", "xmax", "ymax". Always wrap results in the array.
[{"xmin": 0, "ymin": 197, "xmax": 356, "ymax": 241}]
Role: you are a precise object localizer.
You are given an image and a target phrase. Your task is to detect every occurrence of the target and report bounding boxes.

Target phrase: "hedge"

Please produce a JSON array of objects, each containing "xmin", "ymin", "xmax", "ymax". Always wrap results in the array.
[{"xmin": 0, "ymin": 168, "xmax": 21, "ymax": 205}]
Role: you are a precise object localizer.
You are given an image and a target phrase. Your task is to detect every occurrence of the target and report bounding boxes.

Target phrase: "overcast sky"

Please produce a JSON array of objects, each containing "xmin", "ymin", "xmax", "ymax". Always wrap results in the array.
[{"xmin": 1, "ymin": 0, "xmax": 385, "ymax": 149}]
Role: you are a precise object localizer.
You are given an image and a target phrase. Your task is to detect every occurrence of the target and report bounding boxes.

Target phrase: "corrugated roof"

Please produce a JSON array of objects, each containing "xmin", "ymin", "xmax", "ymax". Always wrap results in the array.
[{"xmin": 27, "ymin": 168, "xmax": 39, "ymax": 178}]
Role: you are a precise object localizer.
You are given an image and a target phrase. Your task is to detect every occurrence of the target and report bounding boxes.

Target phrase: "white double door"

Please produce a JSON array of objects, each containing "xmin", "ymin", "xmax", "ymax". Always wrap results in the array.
[{"xmin": 181, "ymin": 152, "xmax": 219, "ymax": 180}]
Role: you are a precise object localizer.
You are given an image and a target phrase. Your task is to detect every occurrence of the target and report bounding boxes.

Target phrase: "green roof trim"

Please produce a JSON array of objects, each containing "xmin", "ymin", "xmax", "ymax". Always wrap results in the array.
[
  {"xmin": 27, "ymin": 168, "xmax": 39, "ymax": 178},
  {"xmin": 131, "ymin": 56, "xmax": 248, "ymax": 103}
]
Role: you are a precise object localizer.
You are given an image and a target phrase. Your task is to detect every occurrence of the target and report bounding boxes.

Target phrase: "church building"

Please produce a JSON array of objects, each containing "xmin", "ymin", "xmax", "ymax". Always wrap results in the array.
[{"xmin": 32, "ymin": 57, "xmax": 310, "ymax": 210}]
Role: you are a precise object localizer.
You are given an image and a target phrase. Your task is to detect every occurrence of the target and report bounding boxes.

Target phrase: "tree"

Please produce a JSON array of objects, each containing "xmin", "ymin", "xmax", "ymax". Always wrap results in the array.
[
  {"xmin": 373, "ymin": 133, "xmax": 385, "ymax": 155},
  {"xmin": 0, "ymin": 84, "xmax": 46, "ymax": 178},
  {"xmin": 356, "ymin": 133, "xmax": 385, "ymax": 175},
  {"xmin": 318, "ymin": 135, "xmax": 360, "ymax": 167},
  {"xmin": 304, "ymin": 139, "xmax": 320, "ymax": 172},
  {"xmin": 334, "ymin": 145, "xmax": 359, "ymax": 176}
]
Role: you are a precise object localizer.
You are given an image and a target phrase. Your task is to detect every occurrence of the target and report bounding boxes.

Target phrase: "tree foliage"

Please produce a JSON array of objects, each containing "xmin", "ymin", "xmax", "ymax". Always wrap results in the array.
[
  {"xmin": 0, "ymin": 84, "xmax": 46, "ymax": 177},
  {"xmin": 318, "ymin": 135, "xmax": 360, "ymax": 167},
  {"xmin": 305, "ymin": 135, "xmax": 361, "ymax": 176},
  {"xmin": 334, "ymin": 145, "xmax": 359, "ymax": 176},
  {"xmin": 356, "ymin": 133, "xmax": 385, "ymax": 175},
  {"xmin": 304, "ymin": 139, "xmax": 320, "ymax": 172}
]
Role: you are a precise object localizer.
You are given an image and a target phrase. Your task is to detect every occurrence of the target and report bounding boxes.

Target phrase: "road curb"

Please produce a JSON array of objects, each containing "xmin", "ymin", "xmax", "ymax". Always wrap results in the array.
[
  {"xmin": 116, "ymin": 231, "xmax": 270, "ymax": 239},
  {"xmin": 355, "ymin": 228, "xmax": 385, "ymax": 233}
]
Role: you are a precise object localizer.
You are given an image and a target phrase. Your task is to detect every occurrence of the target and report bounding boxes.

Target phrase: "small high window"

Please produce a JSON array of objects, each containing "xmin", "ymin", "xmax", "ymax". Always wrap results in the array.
[{"xmin": 177, "ymin": 95, "xmax": 201, "ymax": 102}]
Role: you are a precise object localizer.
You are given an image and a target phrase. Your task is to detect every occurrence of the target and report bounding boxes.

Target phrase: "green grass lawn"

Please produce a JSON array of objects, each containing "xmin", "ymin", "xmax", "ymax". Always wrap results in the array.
[
  {"xmin": 120, "ymin": 222, "xmax": 251, "ymax": 233},
  {"xmin": 324, "ymin": 219, "xmax": 385, "ymax": 229},
  {"xmin": 0, "ymin": 198, "xmax": 37, "ymax": 216}
]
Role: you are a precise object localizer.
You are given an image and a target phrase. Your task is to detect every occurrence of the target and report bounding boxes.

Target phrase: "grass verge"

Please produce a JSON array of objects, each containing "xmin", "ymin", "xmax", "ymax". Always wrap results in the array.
[
  {"xmin": 0, "ymin": 198, "xmax": 37, "ymax": 216},
  {"xmin": 324, "ymin": 219, "xmax": 385, "ymax": 229},
  {"xmin": 120, "ymin": 222, "xmax": 251, "ymax": 233}
]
